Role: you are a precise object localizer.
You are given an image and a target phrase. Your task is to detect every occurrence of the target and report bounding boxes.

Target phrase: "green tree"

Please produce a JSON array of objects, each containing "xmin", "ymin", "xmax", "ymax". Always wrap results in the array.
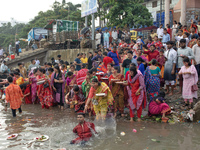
[{"xmin": 102, "ymin": 0, "xmax": 153, "ymax": 28}]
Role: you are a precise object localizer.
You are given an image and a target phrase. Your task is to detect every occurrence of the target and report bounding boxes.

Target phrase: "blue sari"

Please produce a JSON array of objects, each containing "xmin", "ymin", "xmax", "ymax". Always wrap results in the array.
[{"xmin": 144, "ymin": 67, "xmax": 160, "ymax": 102}]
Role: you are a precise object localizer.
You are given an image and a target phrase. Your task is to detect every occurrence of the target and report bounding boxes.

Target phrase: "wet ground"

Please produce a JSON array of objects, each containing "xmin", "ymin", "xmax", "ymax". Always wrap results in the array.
[{"xmin": 0, "ymin": 102, "xmax": 200, "ymax": 150}]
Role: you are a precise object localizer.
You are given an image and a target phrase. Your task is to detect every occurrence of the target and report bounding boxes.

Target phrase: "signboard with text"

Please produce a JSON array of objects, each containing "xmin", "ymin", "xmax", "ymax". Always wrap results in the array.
[{"xmin": 81, "ymin": 0, "xmax": 97, "ymax": 17}]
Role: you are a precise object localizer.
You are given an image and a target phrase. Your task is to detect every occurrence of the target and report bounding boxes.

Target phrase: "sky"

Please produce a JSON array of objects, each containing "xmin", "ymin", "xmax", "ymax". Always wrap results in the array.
[{"xmin": 1, "ymin": 0, "xmax": 80, "ymax": 23}]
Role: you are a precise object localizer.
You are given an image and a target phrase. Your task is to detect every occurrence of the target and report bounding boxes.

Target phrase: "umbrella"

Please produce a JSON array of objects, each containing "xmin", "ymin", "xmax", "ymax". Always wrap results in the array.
[{"xmin": 81, "ymin": 27, "xmax": 90, "ymax": 35}]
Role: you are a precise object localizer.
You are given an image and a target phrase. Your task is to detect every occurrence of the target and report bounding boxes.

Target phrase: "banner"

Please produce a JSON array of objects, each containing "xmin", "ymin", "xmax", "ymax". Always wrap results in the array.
[{"xmin": 81, "ymin": 0, "xmax": 97, "ymax": 17}]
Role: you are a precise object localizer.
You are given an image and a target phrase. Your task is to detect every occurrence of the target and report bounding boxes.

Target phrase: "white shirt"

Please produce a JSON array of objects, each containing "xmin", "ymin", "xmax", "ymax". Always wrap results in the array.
[
  {"xmin": 15, "ymin": 41, "xmax": 20, "ymax": 45},
  {"xmin": 0, "ymin": 64, "xmax": 8, "ymax": 73},
  {"xmin": 192, "ymin": 44, "xmax": 200, "ymax": 65},
  {"xmin": 112, "ymin": 31, "xmax": 118, "ymax": 40},
  {"xmin": 157, "ymin": 28, "xmax": 164, "ymax": 38},
  {"xmin": 96, "ymin": 33, "xmax": 101, "ymax": 45},
  {"xmin": 164, "ymin": 48, "xmax": 177, "ymax": 64},
  {"xmin": 0, "ymin": 49, "xmax": 3, "ymax": 56},
  {"xmin": 35, "ymin": 60, "xmax": 40, "ymax": 65}
]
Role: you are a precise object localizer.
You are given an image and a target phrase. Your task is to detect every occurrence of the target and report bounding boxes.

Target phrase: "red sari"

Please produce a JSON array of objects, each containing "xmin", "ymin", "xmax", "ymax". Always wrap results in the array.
[
  {"xmin": 151, "ymin": 41, "xmax": 163, "ymax": 50},
  {"xmin": 24, "ymin": 84, "xmax": 32, "ymax": 104},
  {"xmin": 37, "ymin": 74, "xmax": 53, "ymax": 108}
]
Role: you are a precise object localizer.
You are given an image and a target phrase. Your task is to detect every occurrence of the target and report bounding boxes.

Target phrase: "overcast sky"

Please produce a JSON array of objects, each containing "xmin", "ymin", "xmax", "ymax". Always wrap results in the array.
[{"xmin": 1, "ymin": 0, "xmax": 80, "ymax": 22}]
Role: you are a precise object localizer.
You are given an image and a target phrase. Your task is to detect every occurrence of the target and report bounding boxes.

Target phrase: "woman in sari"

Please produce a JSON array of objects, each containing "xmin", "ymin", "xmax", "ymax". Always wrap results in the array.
[
  {"xmin": 148, "ymin": 92, "xmax": 171, "ymax": 121},
  {"xmin": 144, "ymin": 59, "xmax": 161, "ymax": 102},
  {"xmin": 66, "ymin": 71, "xmax": 77, "ymax": 93},
  {"xmin": 51, "ymin": 65, "xmax": 65, "ymax": 109},
  {"xmin": 109, "ymin": 66, "xmax": 124, "ymax": 117},
  {"xmin": 156, "ymin": 49, "xmax": 165, "ymax": 87},
  {"xmin": 133, "ymin": 49, "xmax": 148, "ymax": 63},
  {"xmin": 124, "ymin": 66, "xmax": 147, "ymax": 122},
  {"xmin": 14, "ymin": 72, "xmax": 24, "ymax": 86},
  {"xmin": 151, "ymin": 36, "xmax": 163, "ymax": 50},
  {"xmin": 29, "ymin": 68, "xmax": 38, "ymax": 104},
  {"xmin": 37, "ymin": 68, "xmax": 53, "ymax": 109},
  {"xmin": 84, "ymin": 78, "xmax": 114, "ymax": 120}
]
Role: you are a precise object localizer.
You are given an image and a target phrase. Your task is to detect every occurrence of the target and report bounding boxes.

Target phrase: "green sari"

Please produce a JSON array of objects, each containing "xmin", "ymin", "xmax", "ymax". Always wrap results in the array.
[{"xmin": 82, "ymin": 76, "xmax": 98, "ymax": 98}]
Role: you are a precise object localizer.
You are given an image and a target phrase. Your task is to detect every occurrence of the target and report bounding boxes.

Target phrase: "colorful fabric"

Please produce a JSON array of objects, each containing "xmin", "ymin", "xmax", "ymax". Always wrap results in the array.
[
  {"xmin": 24, "ymin": 84, "xmax": 32, "ymax": 104},
  {"xmin": 66, "ymin": 75, "xmax": 76, "ymax": 86},
  {"xmin": 76, "ymin": 69, "xmax": 88, "ymax": 85},
  {"xmin": 88, "ymin": 82, "xmax": 114, "ymax": 114},
  {"xmin": 109, "ymin": 74, "xmax": 124, "ymax": 113},
  {"xmin": 188, "ymin": 39, "xmax": 197, "ymax": 48},
  {"xmin": 151, "ymin": 41, "xmax": 163, "ymax": 50},
  {"xmin": 144, "ymin": 66, "xmax": 160, "ymax": 102},
  {"xmin": 15, "ymin": 77, "xmax": 24, "ymax": 86},
  {"xmin": 29, "ymin": 75, "xmax": 37, "ymax": 103},
  {"xmin": 156, "ymin": 55, "xmax": 165, "ymax": 69},
  {"xmin": 138, "ymin": 63, "xmax": 145, "ymax": 75},
  {"xmin": 37, "ymin": 74, "xmax": 53, "ymax": 107},
  {"xmin": 103, "ymin": 56, "xmax": 113, "ymax": 69},
  {"xmin": 82, "ymin": 76, "xmax": 98, "ymax": 98},
  {"xmin": 5, "ymin": 83, "xmax": 23, "ymax": 109},
  {"xmin": 143, "ymin": 50, "xmax": 159, "ymax": 62},
  {"xmin": 97, "ymin": 64, "xmax": 107, "ymax": 73},
  {"xmin": 148, "ymin": 100, "xmax": 171, "ymax": 116}
]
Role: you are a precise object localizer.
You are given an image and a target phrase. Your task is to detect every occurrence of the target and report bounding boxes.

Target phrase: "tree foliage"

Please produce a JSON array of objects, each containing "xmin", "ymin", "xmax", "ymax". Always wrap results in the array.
[
  {"xmin": 102, "ymin": 0, "xmax": 153, "ymax": 28},
  {"xmin": 0, "ymin": 1, "xmax": 90, "ymax": 49}
]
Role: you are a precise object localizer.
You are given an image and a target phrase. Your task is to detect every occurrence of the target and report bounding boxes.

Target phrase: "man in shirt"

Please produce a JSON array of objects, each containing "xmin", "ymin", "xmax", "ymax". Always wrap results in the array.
[
  {"xmin": 103, "ymin": 29, "xmax": 110, "ymax": 48},
  {"xmin": 55, "ymin": 55, "xmax": 62, "ymax": 64},
  {"xmin": 108, "ymin": 46, "xmax": 120, "ymax": 66},
  {"xmin": 96, "ymin": 30, "xmax": 101, "ymax": 48},
  {"xmin": 18, "ymin": 63, "xmax": 27, "ymax": 78},
  {"xmin": 74, "ymin": 53, "xmax": 82, "ymax": 71},
  {"xmin": 193, "ymin": 37, "xmax": 200, "ymax": 76},
  {"xmin": 15, "ymin": 39, "xmax": 20, "ymax": 56},
  {"xmin": 5, "ymin": 76, "xmax": 24, "ymax": 117},
  {"xmin": 80, "ymin": 53, "xmax": 88, "ymax": 64},
  {"xmin": 35, "ymin": 58, "xmax": 40, "ymax": 65},
  {"xmin": 70, "ymin": 113, "xmax": 97, "ymax": 145},
  {"xmin": 162, "ymin": 28, "xmax": 170, "ymax": 44},
  {"xmin": 122, "ymin": 51, "xmax": 137, "ymax": 76},
  {"xmin": 28, "ymin": 59, "xmax": 40, "ymax": 71},
  {"xmin": 164, "ymin": 41, "xmax": 177, "ymax": 96},
  {"xmin": 0, "ymin": 61, "xmax": 9, "ymax": 73},
  {"xmin": 177, "ymin": 39, "xmax": 195, "ymax": 93},
  {"xmin": 112, "ymin": 28, "xmax": 118, "ymax": 44},
  {"xmin": 103, "ymin": 52, "xmax": 114, "ymax": 68},
  {"xmin": 143, "ymin": 45, "xmax": 159, "ymax": 62},
  {"xmin": 150, "ymin": 30, "xmax": 157, "ymax": 39},
  {"xmin": 157, "ymin": 24, "xmax": 164, "ymax": 41},
  {"xmin": 8, "ymin": 43, "xmax": 13, "ymax": 55}
]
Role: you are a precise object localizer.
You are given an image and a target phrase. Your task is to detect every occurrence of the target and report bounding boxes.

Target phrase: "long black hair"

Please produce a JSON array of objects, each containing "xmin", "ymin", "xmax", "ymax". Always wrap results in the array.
[
  {"xmin": 129, "ymin": 66, "xmax": 137, "ymax": 78},
  {"xmin": 54, "ymin": 65, "xmax": 62, "ymax": 77}
]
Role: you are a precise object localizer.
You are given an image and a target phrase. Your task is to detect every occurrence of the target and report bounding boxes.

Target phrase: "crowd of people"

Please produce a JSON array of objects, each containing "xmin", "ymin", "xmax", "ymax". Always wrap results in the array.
[{"xmin": 1, "ymin": 18, "xmax": 200, "ymax": 144}]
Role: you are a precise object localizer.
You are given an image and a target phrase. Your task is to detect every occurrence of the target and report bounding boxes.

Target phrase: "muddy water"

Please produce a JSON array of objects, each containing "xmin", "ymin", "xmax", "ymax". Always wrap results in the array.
[{"xmin": 0, "ymin": 103, "xmax": 200, "ymax": 150}]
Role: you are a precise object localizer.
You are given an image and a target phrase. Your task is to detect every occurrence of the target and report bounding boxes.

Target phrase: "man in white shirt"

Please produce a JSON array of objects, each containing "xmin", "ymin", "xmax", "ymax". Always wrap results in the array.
[
  {"xmin": 0, "ymin": 61, "xmax": 9, "ymax": 73},
  {"xmin": 192, "ymin": 37, "xmax": 200, "ymax": 76},
  {"xmin": 0, "ymin": 46, "xmax": 3, "ymax": 58},
  {"xmin": 157, "ymin": 24, "xmax": 164, "ymax": 41},
  {"xmin": 35, "ymin": 58, "xmax": 40, "ymax": 65},
  {"xmin": 112, "ymin": 28, "xmax": 118, "ymax": 43},
  {"xmin": 15, "ymin": 39, "xmax": 20, "ymax": 56},
  {"xmin": 8, "ymin": 43, "xmax": 13, "ymax": 55},
  {"xmin": 95, "ymin": 30, "xmax": 101, "ymax": 48}
]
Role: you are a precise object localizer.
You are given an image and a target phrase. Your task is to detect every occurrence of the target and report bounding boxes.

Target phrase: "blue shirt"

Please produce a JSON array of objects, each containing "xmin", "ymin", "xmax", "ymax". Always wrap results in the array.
[
  {"xmin": 162, "ymin": 33, "xmax": 170, "ymax": 43},
  {"xmin": 108, "ymin": 51, "xmax": 120, "ymax": 66},
  {"xmin": 104, "ymin": 32, "xmax": 110, "ymax": 42},
  {"xmin": 74, "ymin": 58, "xmax": 82, "ymax": 71}
]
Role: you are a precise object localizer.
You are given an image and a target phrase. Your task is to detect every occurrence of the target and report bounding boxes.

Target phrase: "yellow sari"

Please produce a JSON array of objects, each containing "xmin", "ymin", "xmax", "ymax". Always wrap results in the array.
[{"xmin": 16, "ymin": 77, "xmax": 24, "ymax": 86}]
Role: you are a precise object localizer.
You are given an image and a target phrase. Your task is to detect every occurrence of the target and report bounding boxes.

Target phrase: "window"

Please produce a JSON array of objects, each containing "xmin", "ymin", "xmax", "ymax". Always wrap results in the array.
[{"xmin": 152, "ymin": 1, "xmax": 157, "ymax": 8}]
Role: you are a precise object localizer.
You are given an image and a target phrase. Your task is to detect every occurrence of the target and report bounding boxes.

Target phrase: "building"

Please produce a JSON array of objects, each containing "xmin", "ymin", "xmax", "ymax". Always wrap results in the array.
[{"xmin": 143, "ymin": 0, "xmax": 200, "ymax": 27}]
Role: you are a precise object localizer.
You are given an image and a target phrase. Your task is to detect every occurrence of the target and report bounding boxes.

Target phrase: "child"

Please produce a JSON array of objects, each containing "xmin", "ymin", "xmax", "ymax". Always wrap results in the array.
[{"xmin": 148, "ymin": 91, "xmax": 171, "ymax": 121}]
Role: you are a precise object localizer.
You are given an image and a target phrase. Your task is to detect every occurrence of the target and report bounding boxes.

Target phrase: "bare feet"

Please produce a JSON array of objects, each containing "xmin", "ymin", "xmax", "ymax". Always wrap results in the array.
[
  {"xmin": 113, "ymin": 113, "xmax": 117, "ymax": 118},
  {"xmin": 166, "ymin": 90, "xmax": 169, "ymax": 94},
  {"xmin": 121, "ymin": 114, "xmax": 125, "ymax": 117},
  {"xmin": 137, "ymin": 118, "xmax": 141, "ymax": 122},
  {"xmin": 130, "ymin": 118, "xmax": 134, "ymax": 122}
]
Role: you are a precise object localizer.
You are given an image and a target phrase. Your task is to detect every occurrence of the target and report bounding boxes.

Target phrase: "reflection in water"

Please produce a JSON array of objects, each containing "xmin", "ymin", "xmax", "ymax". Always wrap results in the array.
[{"xmin": 0, "ymin": 103, "xmax": 200, "ymax": 150}]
